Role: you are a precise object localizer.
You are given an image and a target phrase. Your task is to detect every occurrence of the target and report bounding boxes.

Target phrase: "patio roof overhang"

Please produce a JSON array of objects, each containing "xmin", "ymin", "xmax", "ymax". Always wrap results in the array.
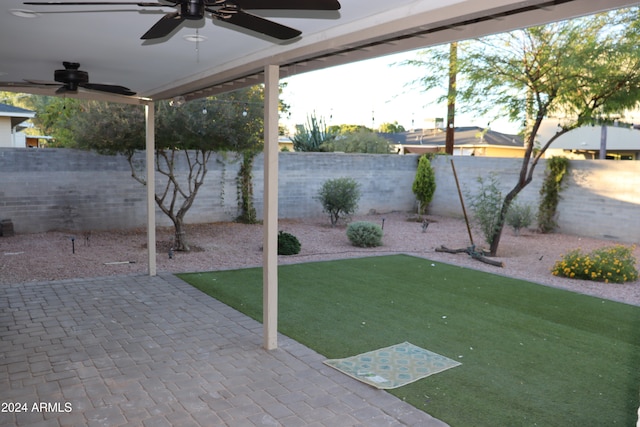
[{"xmin": 156, "ymin": 0, "xmax": 638, "ymax": 102}]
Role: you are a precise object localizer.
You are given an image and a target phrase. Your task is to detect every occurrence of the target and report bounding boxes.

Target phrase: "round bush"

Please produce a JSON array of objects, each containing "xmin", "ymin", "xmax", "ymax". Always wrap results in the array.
[
  {"xmin": 317, "ymin": 177, "xmax": 361, "ymax": 227},
  {"xmin": 278, "ymin": 231, "xmax": 301, "ymax": 255},
  {"xmin": 346, "ymin": 221, "xmax": 383, "ymax": 248},
  {"xmin": 506, "ymin": 201, "xmax": 534, "ymax": 235}
]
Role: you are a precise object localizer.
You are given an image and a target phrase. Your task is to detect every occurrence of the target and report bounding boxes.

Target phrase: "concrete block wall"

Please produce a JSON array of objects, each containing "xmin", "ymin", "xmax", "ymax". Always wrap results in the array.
[
  {"xmin": 1, "ymin": 148, "xmax": 638, "ymax": 244},
  {"xmin": 557, "ymin": 160, "xmax": 640, "ymax": 242},
  {"xmin": 428, "ymin": 156, "xmax": 544, "ymax": 218},
  {"xmin": 0, "ymin": 148, "xmax": 143, "ymax": 233},
  {"xmin": 252, "ymin": 152, "xmax": 418, "ymax": 219},
  {"xmin": 428, "ymin": 156, "xmax": 640, "ymax": 243},
  {"xmin": 0, "ymin": 149, "xmax": 418, "ymax": 234},
  {"xmin": 0, "ymin": 149, "xmax": 246, "ymax": 233}
]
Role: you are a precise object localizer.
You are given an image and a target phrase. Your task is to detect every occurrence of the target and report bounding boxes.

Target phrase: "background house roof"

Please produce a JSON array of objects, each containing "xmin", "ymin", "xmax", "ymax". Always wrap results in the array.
[
  {"xmin": 0, "ymin": 102, "xmax": 35, "ymax": 127},
  {"xmin": 386, "ymin": 127, "xmax": 523, "ymax": 147}
]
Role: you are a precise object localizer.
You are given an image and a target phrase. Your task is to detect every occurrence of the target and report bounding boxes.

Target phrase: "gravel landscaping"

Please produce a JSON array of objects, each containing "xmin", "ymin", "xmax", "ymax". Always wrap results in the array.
[{"xmin": 1, "ymin": 212, "xmax": 638, "ymax": 306}]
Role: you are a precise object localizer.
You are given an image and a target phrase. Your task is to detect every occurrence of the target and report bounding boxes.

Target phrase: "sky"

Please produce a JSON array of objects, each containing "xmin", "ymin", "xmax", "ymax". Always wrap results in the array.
[{"xmin": 279, "ymin": 49, "xmax": 521, "ymax": 135}]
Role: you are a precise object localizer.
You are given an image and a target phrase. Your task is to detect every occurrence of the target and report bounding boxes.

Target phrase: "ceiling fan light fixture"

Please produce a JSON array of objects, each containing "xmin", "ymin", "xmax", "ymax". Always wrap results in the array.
[
  {"xmin": 183, "ymin": 34, "xmax": 207, "ymax": 43},
  {"xmin": 10, "ymin": 9, "xmax": 40, "ymax": 18}
]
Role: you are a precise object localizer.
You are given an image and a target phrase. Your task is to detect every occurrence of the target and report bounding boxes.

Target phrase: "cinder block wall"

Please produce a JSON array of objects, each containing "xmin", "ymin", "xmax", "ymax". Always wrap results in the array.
[
  {"xmin": 252, "ymin": 152, "xmax": 418, "ymax": 218},
  {"xmin": 556, "ymin": 160, "xmax": 640, "ymax": 242},
  {"xmin": 0, "ymin": 148, "xmax": 142, "ymax": 233},
  {"xmin": 428, "ymin": 156, "xmax": 544, "ymax": 218},
  {"xmin": 1, "ymin": 148, "xmax": 638, "ymax": 243},
  {"xmin": 0, "ymin": 148, "xmax": 245, "ymax": 233},
  {"xmin": 428, "ymin": 156, "xmax": 640, "ymax": 243}
]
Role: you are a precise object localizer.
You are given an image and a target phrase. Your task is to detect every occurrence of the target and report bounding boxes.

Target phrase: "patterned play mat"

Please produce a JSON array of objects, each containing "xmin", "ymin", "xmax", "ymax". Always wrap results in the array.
[{"xmin": 324, "ymin": 341, "xmax": 461, "ymax": 389}]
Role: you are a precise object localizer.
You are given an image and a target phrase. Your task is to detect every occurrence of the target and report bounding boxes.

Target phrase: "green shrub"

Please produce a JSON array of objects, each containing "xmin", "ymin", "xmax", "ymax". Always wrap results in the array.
[
  {"xmin": 278, "ymin": 231, "xmax": 301, "ymax": 255},
  {"xmin": 506, "ymin": 201, "xmax": 534, "ymax": 235},
  {"xmin": 412, "ymin": 154, "xmax": 436, "ymax": 215},
  {"xmin": 317, "ymin": 177, "xmax": 361, "ymax": 227},
  {"xmin": 236, "ymin": 150, "xmax": 258, "ymax": 224},
  {"xmin": 538, "ymin": 156, "xmax": 569, "ymax": 233},
  {"xmin": 467, "ymin": 174, "xmax": 503, "ymax": 246},
  {"xmin": 346, "ymin": 221, "xmax": 383, "ymax": 247},
  {"xmin": 551, "ymin": 245, "xmax": 638, "ymax": 283},
  {"xmin": 292, "ymin": 113, "xmax": 335, "ymax": 152}
]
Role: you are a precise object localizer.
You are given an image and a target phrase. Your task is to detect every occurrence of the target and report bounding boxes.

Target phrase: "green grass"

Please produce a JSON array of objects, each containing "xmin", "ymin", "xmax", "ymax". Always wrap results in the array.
[{"xmin": 178, "ymin": 254, "xmax": 640, "ymax": 426}]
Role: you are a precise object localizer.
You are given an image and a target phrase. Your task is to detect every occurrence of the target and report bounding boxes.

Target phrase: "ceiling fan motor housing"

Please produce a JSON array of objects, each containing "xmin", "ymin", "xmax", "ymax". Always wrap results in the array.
[
  {"xmin": 54, "ymin": 62, "xmax": 89, "ymax": 91},
  {"xmin": 182, "ymin": 0, "xmax": 206, "ymax": 20}
]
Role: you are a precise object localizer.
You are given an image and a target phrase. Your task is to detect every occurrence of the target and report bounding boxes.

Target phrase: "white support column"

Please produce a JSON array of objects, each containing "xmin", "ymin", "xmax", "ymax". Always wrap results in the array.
[
  {"xmin": 145, "ymin": 102, "xmax": 157, "ymax": 277},
  {"xmin": 263, "ymin": 64, "xmax": 279, "ymax": 350}
]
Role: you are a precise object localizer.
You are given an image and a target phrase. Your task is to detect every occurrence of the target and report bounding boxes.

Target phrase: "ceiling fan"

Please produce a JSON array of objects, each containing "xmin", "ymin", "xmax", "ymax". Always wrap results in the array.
[
  {"xmin": 3, "ymin": 62, "xmax": 136, "ymax": 96},
  {"xmin": 23, "ymin": 0, "xmax": 342, "ymax": 41}
]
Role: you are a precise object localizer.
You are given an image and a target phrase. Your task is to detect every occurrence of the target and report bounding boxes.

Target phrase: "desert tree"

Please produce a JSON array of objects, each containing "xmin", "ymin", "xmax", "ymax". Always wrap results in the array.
[
  {"xmin": 320, "ymin": 130, "xmax": 393, "ymax": 153},
  {"xmin": 403, "ymin": 7, "xmax": 640, "ymax": 255},
  {"xmin": 29, "ymin": 87, "xmax": 265, "ymax": 251},
  {"xmin": 327, "ymin": 124, "xmax": 372, "ymax": 135},
  {"xmin": 378, "ymin": 121, "xmax": 406, "ymax": 133}
]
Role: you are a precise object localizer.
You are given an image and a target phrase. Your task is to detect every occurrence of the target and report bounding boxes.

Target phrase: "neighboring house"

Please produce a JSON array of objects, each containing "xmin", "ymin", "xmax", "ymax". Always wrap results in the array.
[
  {"xmin": 0, "ymin": 103, "xmax": 37, "ymax": 148},
  {"xmin": 544, "ymin": 125, "xmax": 640, "ymax": 160},
  {"xmin": 384, "ymin": 126, "xmax": 525, "ymax": 157},
  {"xmin": 278, "ymin": 135, "xmax": 294, "ymax": 151}
]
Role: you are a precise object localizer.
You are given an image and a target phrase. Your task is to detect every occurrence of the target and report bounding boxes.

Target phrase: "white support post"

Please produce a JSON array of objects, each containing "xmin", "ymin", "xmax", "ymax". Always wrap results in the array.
[
  {"xmin": 145, "ymin": 102, "xmax": 157, "ymax": 277},
  {"xmin": 263, "ymin": 64, "xmax": 279, "ymax": 350}
]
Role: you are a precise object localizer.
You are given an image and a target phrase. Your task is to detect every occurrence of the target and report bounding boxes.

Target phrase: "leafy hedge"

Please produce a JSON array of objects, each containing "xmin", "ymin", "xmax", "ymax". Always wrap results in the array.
[{"xmin": 346, "ymin": 221, "xmax": 383, "ymax": 247}]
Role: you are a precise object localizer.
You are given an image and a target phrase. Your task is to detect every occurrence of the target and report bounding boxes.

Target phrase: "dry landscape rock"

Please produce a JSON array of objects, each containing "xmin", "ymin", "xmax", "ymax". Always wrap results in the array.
[{"xmin": 1, "ymin": 212, "xmax": 638, "ymax": 307}]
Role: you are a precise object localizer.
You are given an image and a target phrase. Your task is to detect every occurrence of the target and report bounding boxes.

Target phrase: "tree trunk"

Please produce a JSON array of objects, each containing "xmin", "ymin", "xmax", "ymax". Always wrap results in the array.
[
  {"xmin": 172, "ymin": 215, "xmax": 190, "ymax": 252},
  {"xmin": 488, "ymin": 189, "xmax": 518, "ymax": 256}
]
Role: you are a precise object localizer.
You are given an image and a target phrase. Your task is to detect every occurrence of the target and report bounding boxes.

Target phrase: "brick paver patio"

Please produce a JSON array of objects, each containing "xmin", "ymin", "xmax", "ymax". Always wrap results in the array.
[{"xmin": 0, "ymin": 273, "xmax": 447, "ymax": 426}]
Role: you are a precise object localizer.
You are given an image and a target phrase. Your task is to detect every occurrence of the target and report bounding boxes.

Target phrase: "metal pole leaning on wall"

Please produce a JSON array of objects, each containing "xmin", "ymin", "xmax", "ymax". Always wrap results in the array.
[{"xmin": 450, "ymin": 158, "xmax": 474, "ymax": 246}]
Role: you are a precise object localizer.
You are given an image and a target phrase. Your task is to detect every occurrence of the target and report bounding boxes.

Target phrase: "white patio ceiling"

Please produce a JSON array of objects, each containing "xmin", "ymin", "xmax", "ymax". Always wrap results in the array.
[{"xmin": 1, "ymin": 0, "xmax": 635, "ymax": 103}]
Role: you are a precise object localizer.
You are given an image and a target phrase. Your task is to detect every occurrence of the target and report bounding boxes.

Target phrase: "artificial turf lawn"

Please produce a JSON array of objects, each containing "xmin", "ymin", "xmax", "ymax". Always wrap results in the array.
[{"xmin": 178, "ymin": 254, "xmax": 640, "ymax": 426}]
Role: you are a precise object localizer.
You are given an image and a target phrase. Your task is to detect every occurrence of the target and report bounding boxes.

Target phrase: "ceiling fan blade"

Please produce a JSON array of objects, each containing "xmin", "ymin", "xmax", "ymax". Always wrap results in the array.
[
  {"xmin": 219, "ymin": 10, "xmax": 301, "ymax": 40},
  {"xmin": 0, "ymin": 81, "xmax": 52, "ymax": 89},
  {"xmin": 24, "ymin": 79, "xmax": 61, "ymax": 86},
  {"xmin": 81, "ymin": 83, "xmax": 136, "ymax": 96},
  {"xmin": 230, "ymin": 0, "xmax": 340, "ymax": 10},
  {"xmin": 24, "ymin": 2, "xmax": 171, "ymax": 6},
  {"xmin": 82, "ymin": 84, "xmax": 135, "ymax": 96},
  {"xmin": 141, "ymin": 11, "xmax": 185, "ymax": 39}
]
